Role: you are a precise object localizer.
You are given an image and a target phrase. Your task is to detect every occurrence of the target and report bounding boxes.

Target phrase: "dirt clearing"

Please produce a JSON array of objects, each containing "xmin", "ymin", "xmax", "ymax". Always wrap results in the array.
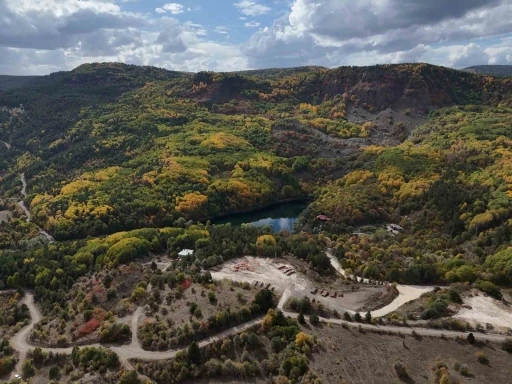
[
  {"xmin": 211, "ymin": 257, "xmax": 401, "ymax": 315},
  {"xmin": 455, "ymin": 292, "xmax": 512, "ymax": 331},
  {"xmin": 308, "ymin": 323, "xmax": 512, "ymax": 384}
]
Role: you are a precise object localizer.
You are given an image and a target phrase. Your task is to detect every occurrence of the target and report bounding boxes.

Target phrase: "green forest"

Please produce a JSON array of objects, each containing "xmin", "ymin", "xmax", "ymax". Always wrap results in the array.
[{"xmin": 0, "ymin": 61, "xmax": 511, "ymax": 309}]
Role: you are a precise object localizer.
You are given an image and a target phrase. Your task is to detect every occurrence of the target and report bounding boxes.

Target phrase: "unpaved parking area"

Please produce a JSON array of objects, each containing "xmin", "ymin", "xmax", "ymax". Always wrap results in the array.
[
  {"xmin": 211, "ymin": 256, "xmax": 308, "ymax": 294},
  {"xmin": 211, "ymin": 256, "xmax": 394, "ymax": 315},
  {"xmin": 455, "ymin": 293, "xmax": 512, "ymax": 330}
]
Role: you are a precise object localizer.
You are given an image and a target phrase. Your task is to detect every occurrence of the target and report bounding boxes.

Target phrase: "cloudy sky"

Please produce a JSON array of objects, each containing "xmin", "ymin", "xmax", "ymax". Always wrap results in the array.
[{"xmin": 1, "ymin": 0, "xmax": 512, "ymax": 75}]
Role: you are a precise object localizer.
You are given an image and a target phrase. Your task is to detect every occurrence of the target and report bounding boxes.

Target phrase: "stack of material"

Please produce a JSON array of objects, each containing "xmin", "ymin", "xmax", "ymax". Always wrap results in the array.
[{"xmin": 232, "ymin": 262, "xmax": 255, "ymax": 272}]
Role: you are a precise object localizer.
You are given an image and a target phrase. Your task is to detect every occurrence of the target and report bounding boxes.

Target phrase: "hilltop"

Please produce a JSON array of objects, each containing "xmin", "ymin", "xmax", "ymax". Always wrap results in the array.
[{"xmin": 464, "ymin": 65, "xmax": 512, "ymax": 77}]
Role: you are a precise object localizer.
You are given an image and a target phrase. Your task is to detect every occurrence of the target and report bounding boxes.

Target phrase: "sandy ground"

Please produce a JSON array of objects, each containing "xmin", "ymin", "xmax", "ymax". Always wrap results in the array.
[{"xmin": 455, "ymin": 293, "xmax": 512, "ymax": 330}]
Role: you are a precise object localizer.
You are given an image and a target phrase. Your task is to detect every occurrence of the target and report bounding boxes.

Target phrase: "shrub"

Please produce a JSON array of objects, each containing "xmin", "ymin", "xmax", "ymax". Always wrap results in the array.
[
  {"xmin": 343, "ymin": 312, "xmax": 352, "ymax": 321},
  {"xmin": 476, "ymin": 351, "xmax": 489, "ymax": 364},
  {"xmin": 454, "ymin": 361, "xmax": 472, "ymax": 377},
  {"xmin": 476, "ymin": 280, "xmax": 502, "ymax": 299},
  {"xmin": 75, "ymin": 318, "xmax": 100, "ymax": 339},
  {"xmin": 309, "ymin": 314, "xmax": 320, "ymax": 326},
  {"xmin": 467, "ymin": 332, "xmax": 475, "ymax": 344},
  {"xmin": 49, "ymin": 366, "xmax": 60, "ymax": 380},
  {"xmin": 22, "ymin": 359, "xmax": 35, "ymax": 378},
  {"xmin": 393, "ymin": 361, "xmax": 410, "ymax": 381},
  {"xmin": 502, "ymin": 338, "xmax": 512, "ymax": 353}
]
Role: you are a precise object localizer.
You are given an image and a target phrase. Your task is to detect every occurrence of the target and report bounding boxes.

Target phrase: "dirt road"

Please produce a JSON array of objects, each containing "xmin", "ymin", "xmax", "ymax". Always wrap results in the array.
[
  {"xmin": 9, "ymin": 291, "xmax": 512, "ymax": 378},
  {"xmin": 10, "ymin": 293, "xmax": 263, "ymax": 375},
  {"xmin": 326, "ymin": 250, "xmax": 434, "ymax": 316},
  {"xmin": 16, "ymin": 173, "xmax": 55, "ymax": 242}
]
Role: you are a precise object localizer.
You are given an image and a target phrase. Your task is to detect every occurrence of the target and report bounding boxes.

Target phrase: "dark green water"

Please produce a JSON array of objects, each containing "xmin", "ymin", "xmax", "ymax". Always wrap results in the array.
[{"xmin": 213, "ymin": 201, "xmax": 308, "ymax": 232}]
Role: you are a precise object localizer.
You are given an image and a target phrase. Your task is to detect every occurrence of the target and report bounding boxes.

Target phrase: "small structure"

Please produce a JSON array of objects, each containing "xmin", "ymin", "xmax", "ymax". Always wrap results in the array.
[
  {"xmin": 316, "ymin": 214, "xmax": 331, "ymax": 222},
  {"xmin": 330, "ymin": 291, "xmax": 337, "ymax": 298},
  {"xmin": 310, "ymin": 288, "xmax": 318, "ymax": 294},
  {"xmin": 386, "ymin": 224, "xmax": 403, "ymax": 234},
  {"xmin": 265, "ymin": 283, "xmax": 271, "ymax": 289},
  {"xmin": 322, "ymin": 291, "xmax": 329, "ymax": 297},
  {"xmin": 178, "ymin": 249, "xmax": 194, "ymax": 258}
]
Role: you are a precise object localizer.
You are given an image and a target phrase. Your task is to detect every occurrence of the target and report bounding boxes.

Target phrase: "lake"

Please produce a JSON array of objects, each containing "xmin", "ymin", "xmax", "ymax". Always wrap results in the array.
[{"xmin": 213, "ymin": 200, "xmax": 309, "ymax": 232}]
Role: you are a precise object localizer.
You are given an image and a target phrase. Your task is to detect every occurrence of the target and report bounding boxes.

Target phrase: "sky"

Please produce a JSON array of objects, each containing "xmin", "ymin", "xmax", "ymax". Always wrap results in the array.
[{"xmin": 0, "ymin": 0, "xmax": 511, "ymax": 75}]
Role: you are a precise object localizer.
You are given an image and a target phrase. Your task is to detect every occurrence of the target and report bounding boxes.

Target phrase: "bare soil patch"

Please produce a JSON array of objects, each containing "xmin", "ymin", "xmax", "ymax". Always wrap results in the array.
[
  {"xmin": 307, "ymin": 323, "xmax": 512, "ymax": 384},
  {"xmin": 455, "ymin": 290, "xmax": 512, "ymax": 332}
]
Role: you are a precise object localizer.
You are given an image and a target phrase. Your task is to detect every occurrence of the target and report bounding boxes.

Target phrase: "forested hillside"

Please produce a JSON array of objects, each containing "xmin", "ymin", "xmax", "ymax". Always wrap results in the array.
[
  {"xmin": 464, "ymin": 65, "xmax": 512, "ymax": 77},
  {"xmin": 1, "ymin": 62, "xmax": 511, "ymax": 289}
]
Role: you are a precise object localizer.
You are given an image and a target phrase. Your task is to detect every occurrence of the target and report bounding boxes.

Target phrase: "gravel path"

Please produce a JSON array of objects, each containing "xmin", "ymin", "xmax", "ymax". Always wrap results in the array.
[
  {"xmin": 9, "ymin": 290, "xmax": 512, "ymax": 378},
  {"xmin": 326, "ymin": 250, "xmax": 434, "ymax": 316}
]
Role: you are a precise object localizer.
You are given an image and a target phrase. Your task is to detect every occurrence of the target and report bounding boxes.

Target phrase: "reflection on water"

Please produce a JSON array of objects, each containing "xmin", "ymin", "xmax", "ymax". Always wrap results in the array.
[{"xmin": 214, "ymin": 201, "xmax": 308, "ymax": 232}]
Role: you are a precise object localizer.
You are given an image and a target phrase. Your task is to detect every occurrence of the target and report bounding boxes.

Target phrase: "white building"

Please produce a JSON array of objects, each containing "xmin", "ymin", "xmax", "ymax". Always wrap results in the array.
[{"xmin": 178, "ymin": 249, "xmax": 194, "ymax": 257}]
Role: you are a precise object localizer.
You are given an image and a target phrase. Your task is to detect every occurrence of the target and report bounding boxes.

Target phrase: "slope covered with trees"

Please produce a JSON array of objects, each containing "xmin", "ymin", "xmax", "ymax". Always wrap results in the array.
[{"xmin": 0, "ymin": 61, "xmax": 511, "ymax": 293}]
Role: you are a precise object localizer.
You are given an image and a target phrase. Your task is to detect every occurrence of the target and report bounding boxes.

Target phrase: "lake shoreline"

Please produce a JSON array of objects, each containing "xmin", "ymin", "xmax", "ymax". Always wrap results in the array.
[{"xmin": 211, "ymin": 198, "xmax": 311, "ymax": 231}]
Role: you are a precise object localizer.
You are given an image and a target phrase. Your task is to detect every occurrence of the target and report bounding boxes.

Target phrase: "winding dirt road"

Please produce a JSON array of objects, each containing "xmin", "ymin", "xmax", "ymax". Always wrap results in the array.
[
  {"xmin": 8, "ymin": 288, "xmax": 512, "ymax": 378},
  {"xmin": 326, "ymin": 250, "xmax": 434, "ymax": 316},
  {"xmin": 17, "ymin": 173, "xmax": 55, "ymax": 243}
]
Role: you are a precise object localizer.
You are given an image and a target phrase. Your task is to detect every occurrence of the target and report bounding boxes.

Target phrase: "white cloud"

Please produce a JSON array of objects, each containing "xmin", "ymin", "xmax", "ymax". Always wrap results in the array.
[
  {"xmin": 245, "ymin": 21, "xmax": 261, "ymax": 28},
  {"xmin": 243, "ymin": 0, "xmax": 512, "ymax": 68},
  {"xmin": 155, "ymin": 3, "xmax": 184, "ymax": 15},
  {"xmin": 0, "ymin": 0, "xmax": 145, "ymax": 50},
  {"xmin": 234, "ymin": 1, "xmax": 271, "ymax": 16},
  {"xmin": 214, "ymin": 26, "xmax": 230, "ymax": 38},
  {"xmin": 0, "ymin": 0, "xmax": 511, "ymax": 75}
]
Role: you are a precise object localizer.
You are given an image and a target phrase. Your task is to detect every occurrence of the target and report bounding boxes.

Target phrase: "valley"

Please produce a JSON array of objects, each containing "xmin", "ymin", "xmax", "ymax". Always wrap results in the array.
[{"xmin": 0, "ymin": 62, "xmax": 512, "ymax": 383}]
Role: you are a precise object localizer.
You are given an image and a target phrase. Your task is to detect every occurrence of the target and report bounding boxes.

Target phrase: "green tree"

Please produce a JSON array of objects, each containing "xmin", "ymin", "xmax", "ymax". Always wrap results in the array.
[
  {"xmin": 118, "ymin": 370, "xmax": 142, "ymax": 384},
  {"xmin": 187, "ymin": 341, "xmax": 201, "ymax": 364},
  {"xmin": 49, "ymin": 366, "xmax": 60, "ymax": 380},
  {"xmin": 22, "ymin": 359, "xmax": 35, "ymax": 378}
]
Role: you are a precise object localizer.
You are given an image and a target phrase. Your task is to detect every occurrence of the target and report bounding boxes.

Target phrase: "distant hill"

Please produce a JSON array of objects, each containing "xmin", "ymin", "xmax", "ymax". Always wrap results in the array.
[
  {"xmin": 0, "ymin": 75, "xmax": 41, "ymax": 91},
  {"xmin": 463, "ymin": 65, "xmax": 512, "ymax": 76}
]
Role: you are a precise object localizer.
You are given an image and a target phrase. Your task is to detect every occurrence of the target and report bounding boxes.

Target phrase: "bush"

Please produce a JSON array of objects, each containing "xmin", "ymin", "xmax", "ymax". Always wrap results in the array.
[
  {"xmin": 49, "ymin": 366, "xmax": 60, "ymax": 380},
  {"xmin": 22, "ymin": 359, "xmax": 35, "ymax": 378},
  {"xmin": 502, "ymin": 338, "xmax": 512, "ymax": 353},
  {"xmin": 467, "ymin": 332, "xmax": 475, "ymax": 344},
  {"xmin": 454, "ymin": 361, "xmax": 472, "ymax": 377},
  {"xmin": 309, "ymin": 314, "xmax": 319, "ymax": 326},
  {"xmin": 476, "ymin": 280, "xmax": 502, "ymax": 299},
  {"xmin": 343, "ymin": 312, "xmax": 352, "ymax": 321},
  {"xmin": 393, "ymin": 361, "xmax": 410, "ymax": 381},
  {"xmin": 476, "ymin": 351, "xmax": 489, "ymax": 364}
]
